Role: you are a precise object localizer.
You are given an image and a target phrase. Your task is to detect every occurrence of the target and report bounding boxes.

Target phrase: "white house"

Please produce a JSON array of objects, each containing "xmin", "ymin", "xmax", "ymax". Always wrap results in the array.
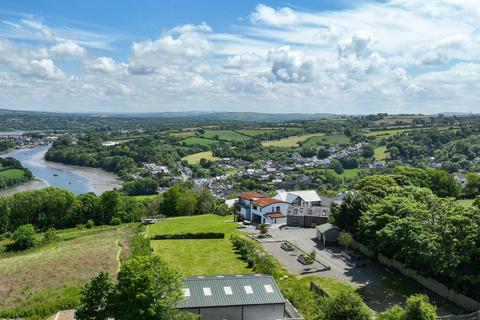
[{"xmin": 237, "ymin": 193, "xmax": 289, "ymax": 224}]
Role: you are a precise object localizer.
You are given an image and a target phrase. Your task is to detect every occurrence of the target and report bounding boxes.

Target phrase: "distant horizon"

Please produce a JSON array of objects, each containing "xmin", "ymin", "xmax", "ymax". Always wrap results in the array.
[{"xmin": 0, "ymin": 1, "xmax": 479, "ymax": 113}]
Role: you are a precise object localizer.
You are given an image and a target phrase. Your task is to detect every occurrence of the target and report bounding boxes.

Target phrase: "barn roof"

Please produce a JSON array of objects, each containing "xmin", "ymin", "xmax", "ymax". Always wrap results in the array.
[{"xmin": 178, "ymin": 274, "xmax": 285, "ymax": 309}]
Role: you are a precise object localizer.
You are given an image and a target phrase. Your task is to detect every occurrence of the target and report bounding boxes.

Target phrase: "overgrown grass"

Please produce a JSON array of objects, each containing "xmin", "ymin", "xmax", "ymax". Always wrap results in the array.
[
  {"xmin": 235, "ymin": 129, "xmax": 276, "ymax": 136},
  {"xmin": 0, "ymin": 225, "xmax": 137, "ymax": 319},
  {"xmin": 181, "ymin": 151, "xmax": 220, "ymax": 164}
]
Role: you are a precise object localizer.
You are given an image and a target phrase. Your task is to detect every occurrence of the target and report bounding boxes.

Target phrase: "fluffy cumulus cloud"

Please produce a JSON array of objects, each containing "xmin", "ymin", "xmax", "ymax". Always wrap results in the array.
[
  {"xmin": 0, "ymin": 1, "xmax": 480, "ymax": 113},
  {"xmin": 50, "ymin": 40, "xmax": 87, "ymax": 59}
]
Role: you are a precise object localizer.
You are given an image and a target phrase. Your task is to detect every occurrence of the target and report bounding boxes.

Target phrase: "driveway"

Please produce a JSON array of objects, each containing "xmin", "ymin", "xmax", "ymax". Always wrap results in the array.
[{"xmin": 260, "ymin": 227, "xmax": 462, "ymax": 315}]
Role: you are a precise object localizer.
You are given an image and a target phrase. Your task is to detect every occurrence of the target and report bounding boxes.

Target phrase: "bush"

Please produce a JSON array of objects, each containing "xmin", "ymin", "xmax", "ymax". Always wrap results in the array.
[
  {"xmin": 42, "ymin": 228, "xmax": 58, "ymax": 244},
  {"xmin": 150, "ymin": 232, "xmax": 224, "ymax": 240},
  {"xmin": 85, "ymin": 219, "xmax": 94, "ymax": 229},
  {"xmin": 7, "ymin": 224, "xmax": 36, "ymax": 251},
  {"xmin": 109, "ymin": 217, "xmax": 122, "ymax": 226}
]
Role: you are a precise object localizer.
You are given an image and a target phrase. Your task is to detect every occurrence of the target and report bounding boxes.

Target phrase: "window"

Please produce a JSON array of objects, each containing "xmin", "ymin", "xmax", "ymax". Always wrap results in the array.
[
  {"xmin": 300, "ymin": 208, "xmax": 304, "ymax": 213},
  {"xmin": 224, "ymin": 286, "xmax": 233, "ymax": 295},
  {"xmin": 294, "ymin": 209, "xmax": 298, "ymax": 215},
  {"xmin": 183, "ymin": 288, "xmax": 191, "ymax": 297},
  {"xmin": 264, "ymin": 285, "xmax": 274, "ymax": 293},
  {"xmin": 253, "ymin": 206, "xmax": 257, "ymax": 210},
  {"xmin": 203, "ymin": 287, "xmax": 212, "ymax": 296},
  {"xmin": 308, "ymin": 210, "xmax": 313, "ymax": 215},
  {"xmin": 276, "ymin": 206, "xmax": 280, "ymax": 212},
  {"xmin": 244, "ymin": 285, "xmax": 253, "ymax": 294},
  {"xmin": 322, "ymin": 209, "xmax": 327, "ymax": 216}
]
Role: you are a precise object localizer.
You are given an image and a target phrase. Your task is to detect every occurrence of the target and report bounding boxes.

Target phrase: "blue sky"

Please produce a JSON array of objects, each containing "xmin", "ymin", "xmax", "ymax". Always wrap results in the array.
[{"xmin": 0, "ymin": 0, "xmax": 479, "ymax": 114}]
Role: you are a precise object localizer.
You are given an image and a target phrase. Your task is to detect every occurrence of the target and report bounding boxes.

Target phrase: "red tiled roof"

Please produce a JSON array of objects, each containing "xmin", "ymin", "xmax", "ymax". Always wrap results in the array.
[
  {"xmin": 251, "ymin": 197, "xmax": 286, "ymax": 207},
  {"xmin": 239, "ymin": 192, "xmax": 266, "ymax": 200},
  {"xmin": 267, "ymin": 213, "xmax": 287, "ymax": 219}
]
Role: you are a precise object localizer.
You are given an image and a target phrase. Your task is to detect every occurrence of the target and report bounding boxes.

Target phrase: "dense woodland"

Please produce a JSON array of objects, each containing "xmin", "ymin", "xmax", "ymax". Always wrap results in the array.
[{"xmin": 330, "ymin": 168, "xmax": 480, "ymax": 300}]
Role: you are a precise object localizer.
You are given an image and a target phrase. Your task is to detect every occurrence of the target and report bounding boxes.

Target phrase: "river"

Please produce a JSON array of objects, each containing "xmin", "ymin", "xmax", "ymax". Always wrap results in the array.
[{"xmin": 0, "ymin": 145, "xmax": 122, "ymax": 196}]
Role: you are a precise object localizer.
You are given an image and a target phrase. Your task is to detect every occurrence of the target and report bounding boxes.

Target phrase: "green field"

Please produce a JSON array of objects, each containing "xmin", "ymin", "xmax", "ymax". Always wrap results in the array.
[
  {"xmin": 235, "ymin": 129, "xmax": 276, "ymax": 136},
  {"xmin": 171, "ymin": 131, "xmax": 197, "ymax": 138},
  {"xmin": 201, "ymin": 130, "xmax": 251, "ymax": 142},
  {"xmin": 148, "ymin": 214, "xmax": 249, "ymax": 275},
  {"xmin": 0, "ymin": 225, "xmax": 132, "ymax": 318},
  {"xmin": 367, "ymin": 128, "xmax": 415, "ymax": 138},
  {"xmin": 374, "ymin": 146, "xmax": 388, "ymax": 161},
  {"xmin": 305, "ymin": 168, "xmax": 363, "ymax": 178},
  {"xmin": 182, "ymin": 151, "xmax": 220, "ymax": 164},
  {"xmin": 181, "ymin": 137, "xmax": 219, "ymax": 146},
  {"xmin": 0, "ymin": 168, "xmax": 25, "ymax": 179},
  {"xmin": 303, "ymin": 135, "xmax": 351, "ymax": 147},
  {"xmin": 262, "ymin": 133, "xmax": 325, "ymax": 148}
]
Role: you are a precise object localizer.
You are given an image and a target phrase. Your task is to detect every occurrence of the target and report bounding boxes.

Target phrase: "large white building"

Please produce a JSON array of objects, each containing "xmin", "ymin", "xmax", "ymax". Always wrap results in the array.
[{"xmin": 237, "ymin": 192, "xmax": 288, "ymax": 224}]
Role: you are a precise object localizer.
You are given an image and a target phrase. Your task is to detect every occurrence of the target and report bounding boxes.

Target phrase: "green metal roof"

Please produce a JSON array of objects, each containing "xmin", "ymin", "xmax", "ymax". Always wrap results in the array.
[
  {"xmin": 315, "ymin": 223, "xmax": 339, "ymax": 233},
  {"xmin": 178, "ymin": 274, "xmax": 285, "ymax": 309}
]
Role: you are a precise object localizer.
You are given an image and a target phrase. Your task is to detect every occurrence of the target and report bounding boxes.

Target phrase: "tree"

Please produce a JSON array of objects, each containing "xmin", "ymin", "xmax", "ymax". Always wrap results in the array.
[
  {"xmin": 362, "ymin": 144, "xmax": 375, "ymax": 158},
  {"xmin": 465, "ymin": 173, "xmax": 480, "ymax": 197},
  {"xmin": 338, "ymin": 231, "xmax": 353, "ymax": 253},
  {"xmin": 175, "ymin": 191, "xmax": 198, "ymax": 215},
  {"xmin": 330, "ymin": 160, "xmax": 344, "ymax": 175},
  {"xmin": 75, "ymin": 272, "xmax": 115, "ymax": 320},
  {"xmin": 320, "ymin": 290, "xmax": 372, "ymax": 320},
  {"xmin": 403, "ymin": 294, "xmax": 436, "ymax": 320},
  {"xmin": 376, "ymin": 306, "xmax": 404, "ymax": 320},
  {"xmin": 259, "ymin": 223, "xmax": 268, "ymax": 236},
  {"xmin": 9, "ymin": 224, "xmax": 36, "ymax": 251},
  {"xmin": 427, "ymin": 169, "xmax": 460, "ymax": 197},
  {"xmin": 113, "ymin": 255, "xmax": 191, "ymax": 320},
  {"xmin": 318, "ymin": 148, "xmax": 330, "ymax": 159},
  {"xmin": 196, "ymin": 188, "xmax": 215, "ymax": 214},
  {"xmin": 355, "ymin": 175, "xmax": 398, "ymax": 198}
]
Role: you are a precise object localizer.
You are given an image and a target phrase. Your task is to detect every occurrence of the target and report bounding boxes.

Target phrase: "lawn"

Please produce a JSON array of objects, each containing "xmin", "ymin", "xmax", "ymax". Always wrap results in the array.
[
  {"xmin": 181, "ymin": 151, "xmax": 220, "ymax": 164},
  {"xmin": 0, "ymin": 225, "xmax": 132, "ymax": 317},
  {"xmin": 374, "ymin": 146, "xmax": 388, "ymax": 161},
  {"xmin": 262, "ymin": 133, "xmax": 325, "ymax": 148},
  {"xmin": 0, "ymin": 168, "xmax": 25, "ymax": 179},
  {"xmin": 148, "ymin": 214, "xmax": 250, "ymax": 275},
  {"xmin": 201, "ymin": 130, "xmax": 251, "ymax": 142},
  {"xmin": 181, "ymin": 137, "xmax": 219, "ymax": 146},
  {"xmin": 303, "ymin": 135, "xmax": 351, "ymax": 147}
]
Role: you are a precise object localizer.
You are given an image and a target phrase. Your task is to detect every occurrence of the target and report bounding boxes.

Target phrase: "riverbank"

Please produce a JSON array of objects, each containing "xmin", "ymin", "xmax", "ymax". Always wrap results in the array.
[
  {"xmin": 32, "ymin": 149, "xmax": 123, "ymax": 195},
  {"xmin": 1, "ymin": 146, "xmax": 122, "ymax": 195}
]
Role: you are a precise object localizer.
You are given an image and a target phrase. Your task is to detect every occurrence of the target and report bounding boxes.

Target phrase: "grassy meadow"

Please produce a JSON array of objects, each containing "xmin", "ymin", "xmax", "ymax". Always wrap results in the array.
[
  {"xmin": 201, "ymin": 130, "xmax": 251, "ymax": 142},
  {"xmin": 262, "ymin": 133, "xmax": 325, "ymax": 148},
  {"xmin": 303, "ymin": 134, "xmax": 351, "ymax": 147},
  {"xmin": 374, "ymin": 146, "xmax": 388, "ymax": 161},
  {"xmin": 147, "ymin": 214, "xmax": 250, "ymax": 275},
  {"xmin": 0, "ymin": 168, "xmax": 25, "ymax": 179},
  {"xmin": 0, "ymin": 225, "xmax": 134, "ymax": 318},
  {"xmin": 181, "ymin": 137, "xmax": 219, "ymax": 146},
  {"xmin": 182, "ymin": 151, "xmax": 220, "ymax": 164}
]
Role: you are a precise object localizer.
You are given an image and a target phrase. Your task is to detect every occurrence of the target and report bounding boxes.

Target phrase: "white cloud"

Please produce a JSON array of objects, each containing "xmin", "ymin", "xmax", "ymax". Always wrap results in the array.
[
  {"xmin": 268, "ymin": 46, "xmax": 315, "ymax": 83},
  {"xmin": 85, "ymin": 56, "xmax": 125, "ymax": 74},
  {"xmin": 50, "ymin": 40, "xmax": 86, "ymax": 59},
  {"xmin": 250, "ymin": 4, "xmax": 298, "ymax": 26}
]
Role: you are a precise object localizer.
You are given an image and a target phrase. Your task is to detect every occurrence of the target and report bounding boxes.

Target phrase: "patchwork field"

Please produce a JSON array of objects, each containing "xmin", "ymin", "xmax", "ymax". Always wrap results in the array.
[
  {"xmin": 182, "ymin": 151, "xmax": 220, "ymax": 164},
  {"xmin": 201, "ymin": 130, "xmax": 251, "ymax": 142},
  {"xmin": 303, "ymin": 134, "xmax": 351, "ymax": 147},
  {"xmin": 181, "ymin": 137, "xmax": 219, "ymax": 146},
  {"xmin": 148, "ymin": 214, "xmax": 250, "ymax": 275},
  {"xmin": 262, "ymin": 133, "xmax": 325, "ymax": 148},
  {"xmin": 171, "ymin": 131, "xmax": 197, "ymax": 138},
  {"xmin": 374, "ymin": 146, "xmax": 388, "ymax": 160},
  {"xmin": 0, "ymin": 226, "xmax": 132, "ymax": 318},
  {"xmin": 235, "ymin": 129, "xmax": 276, "ymax": 136},
  {"xmin": 0, "ymin": 168, "xmax": 25, "ymax": 179}
]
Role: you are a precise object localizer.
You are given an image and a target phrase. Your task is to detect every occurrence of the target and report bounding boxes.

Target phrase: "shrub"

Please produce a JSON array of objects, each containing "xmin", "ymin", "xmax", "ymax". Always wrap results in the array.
[
  {"xmin": 150, "ymin": 232, "xmax": 224, "ymax": 240},
  {"xmin": 42, "ymin": 228, "xmax": 58, "ymax": 244},
  {"xmin": 85, "ymin": 219, "xmax": 94, "ymax": 229},
  {"xmin": 8, "ymin": 224, "xmax": 36, "ymax": 251},
  {"xmin": 109, "ymin": 217, "xmax": 122, "ymax": 226}
]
